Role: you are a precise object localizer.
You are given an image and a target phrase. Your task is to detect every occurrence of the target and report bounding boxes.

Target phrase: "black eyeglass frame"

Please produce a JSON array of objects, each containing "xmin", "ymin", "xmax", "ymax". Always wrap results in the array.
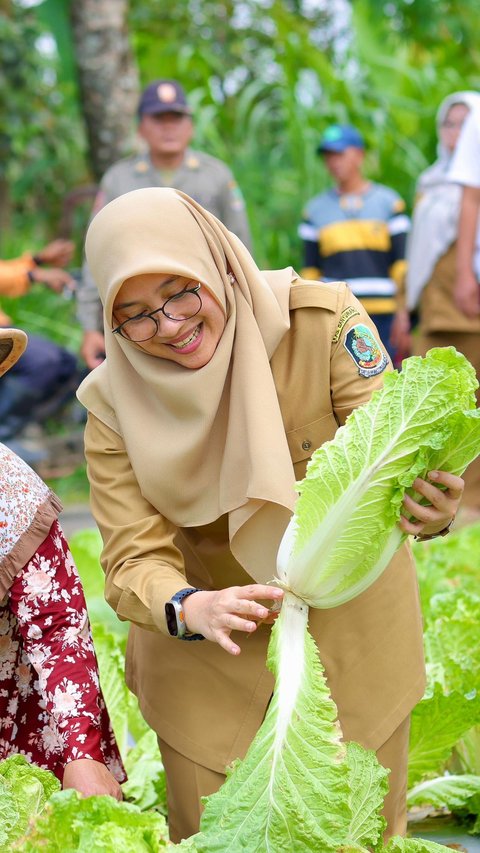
[{"xmin": 112, "ymin": 282, "xmax": 202, "ymax": 341}]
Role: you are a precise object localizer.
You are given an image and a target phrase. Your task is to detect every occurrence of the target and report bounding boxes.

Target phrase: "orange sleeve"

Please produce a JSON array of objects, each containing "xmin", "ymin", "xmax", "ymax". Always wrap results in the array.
[{"xmin": 0, "ymin": 255, "xmax": 35, "ymax": 297}]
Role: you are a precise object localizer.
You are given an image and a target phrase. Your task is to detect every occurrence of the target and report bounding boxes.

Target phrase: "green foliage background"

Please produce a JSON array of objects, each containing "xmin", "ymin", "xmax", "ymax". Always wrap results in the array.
[{"xmin": 1, "ymin": 0, "xmax": 480, "ymax": 329}]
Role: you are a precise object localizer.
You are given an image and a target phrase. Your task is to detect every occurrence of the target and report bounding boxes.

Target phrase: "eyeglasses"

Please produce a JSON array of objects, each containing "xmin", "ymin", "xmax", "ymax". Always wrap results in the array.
[{"xmin": 112, "ymin": 283, "xmax": 202, "ymax": 342}]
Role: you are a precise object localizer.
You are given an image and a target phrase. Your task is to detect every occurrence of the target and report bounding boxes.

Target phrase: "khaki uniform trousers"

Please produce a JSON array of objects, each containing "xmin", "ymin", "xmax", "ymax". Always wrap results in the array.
[
  {"xmin": 414, "ymin": 331, "xmax": 480, "ymax": 510},
  {"xmin": 159, "ymin": 714, "xmax": 410, "ymax": 844}
]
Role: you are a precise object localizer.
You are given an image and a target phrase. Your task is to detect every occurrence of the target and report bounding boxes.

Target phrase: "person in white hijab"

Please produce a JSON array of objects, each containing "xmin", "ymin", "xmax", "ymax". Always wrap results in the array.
[
  {"xmin": 391, "ymin": 90, "xmax": 480, "ymax": 520},
  {"xmin": 406, "ymin": 91, "xmax": 480, "ymax": 312}
]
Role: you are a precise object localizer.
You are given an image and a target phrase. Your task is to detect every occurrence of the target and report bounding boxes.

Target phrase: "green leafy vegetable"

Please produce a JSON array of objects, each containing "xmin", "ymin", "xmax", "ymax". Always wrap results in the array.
[
  {"xmin": 408, "ymin": 687, "xmax": 480, "ymax": 788},
  {"xmin": 408, "ymin": 773, "xmax": 480, "ymax": 813},
  {"xmin": 382, "ymin": 840, "xmax": 450, "ymax": 852},
  {"xmin": 191, "ymin": 603, "xmax": 450, "ymax": 852},
  {"xmin": 406, "ymin": 526, "xmax": 480, "ymax": 828},
  {"xmin": 69, "ymin": 528, "xmax": 129, "ymax": 637},
  {"xmin": 15, "ymin": 788, "xmax": 169, "ymax": 852},
  {"xmin": 191, "ymin": 599, "xmax": 387, "ymax": 852},
  {"xmin": 0, "ymin": 755, "xmax": 60, "ymax": 852},
  {"xmin": 122, "ymin": 730, "xmax": 167, "ymax": 814},
  {"xmin": 277, "ymin": 348, "xmax": 480, "ymax": 608}
]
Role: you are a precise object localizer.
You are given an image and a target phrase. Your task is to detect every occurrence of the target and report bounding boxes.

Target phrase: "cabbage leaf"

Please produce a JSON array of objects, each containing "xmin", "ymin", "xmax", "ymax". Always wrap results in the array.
[
  {"xmin": 277, "ymin": 348, "xmax": 480, "ymax": 608},
  {"xmin": 0, "ymin": 755, "xmax": 60, "ymax": 852},
  {"xmin": 15, "ymin": 788, "xmax": 169, "ymax": 852},
  {"xmin": 192, "ymin": 596, "xmax": 387, "ymax": 852}
]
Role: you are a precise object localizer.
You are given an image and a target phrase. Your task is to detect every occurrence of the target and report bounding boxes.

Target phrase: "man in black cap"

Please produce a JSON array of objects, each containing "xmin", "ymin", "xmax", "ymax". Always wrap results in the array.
[
  {"xmin": 77, "ymin": 79, "xmax": 251, "ymax": 369},
  {"xmin": 298, "ymin": 124, "xmax": 409, "ymax": 360}
]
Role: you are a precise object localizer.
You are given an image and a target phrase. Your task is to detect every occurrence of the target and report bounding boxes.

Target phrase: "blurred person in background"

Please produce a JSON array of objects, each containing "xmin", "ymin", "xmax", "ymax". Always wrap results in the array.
[
  {"xmin": 0, "ymin": 239, "xmax": 83, "ymax": 462},
  {"xmin": 299, "ymin": 124, "xmax": 409, "ymax": 362},
  {"xmin": 449, "ymin": 103, "xmax": 480, "ymax": 319},
  {"xmin": 391, "ymin": 91, "xmax": 480, "ymax": 523},
  {"xmin": 77, "ymin": 79, "xmax": 251, "ymax": 370}
]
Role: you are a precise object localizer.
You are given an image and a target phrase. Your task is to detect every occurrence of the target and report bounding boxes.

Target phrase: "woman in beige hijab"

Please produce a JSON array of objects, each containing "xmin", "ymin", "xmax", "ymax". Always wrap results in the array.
[{"xmin": 78, "ymin": 187, "xmax": 462, "ymax": 843}]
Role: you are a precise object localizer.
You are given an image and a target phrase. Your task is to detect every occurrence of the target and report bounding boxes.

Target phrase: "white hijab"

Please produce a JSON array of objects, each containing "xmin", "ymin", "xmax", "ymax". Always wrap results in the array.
[{"xmin": 406, "ymin": 91, "xmax": 480, "ymax": 310}]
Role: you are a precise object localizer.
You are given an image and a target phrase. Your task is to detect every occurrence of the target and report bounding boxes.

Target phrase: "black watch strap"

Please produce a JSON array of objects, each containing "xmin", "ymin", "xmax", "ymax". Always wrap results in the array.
[{"xmin": 165, "ymin": 587, "xmax": 205, "ymax": 641}]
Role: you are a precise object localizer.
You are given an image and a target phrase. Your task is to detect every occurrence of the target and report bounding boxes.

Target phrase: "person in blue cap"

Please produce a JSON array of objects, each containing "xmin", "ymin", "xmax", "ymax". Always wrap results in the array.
[{"xmin": 299, "ymin": 124, "xmax": 410, "ymax": 361}]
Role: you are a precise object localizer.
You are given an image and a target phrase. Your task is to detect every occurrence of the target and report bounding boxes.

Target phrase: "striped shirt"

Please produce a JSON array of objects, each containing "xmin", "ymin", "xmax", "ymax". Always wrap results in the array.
[{"xmin": 299, "ymin": 183, "xmax": 409, "ymax": 315}]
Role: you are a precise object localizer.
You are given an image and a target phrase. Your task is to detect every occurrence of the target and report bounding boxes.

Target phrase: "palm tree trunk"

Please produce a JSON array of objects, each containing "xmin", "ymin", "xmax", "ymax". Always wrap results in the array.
[{"xmin": 70, "ymin": 0, "xmax": 139, "ymax": 181}]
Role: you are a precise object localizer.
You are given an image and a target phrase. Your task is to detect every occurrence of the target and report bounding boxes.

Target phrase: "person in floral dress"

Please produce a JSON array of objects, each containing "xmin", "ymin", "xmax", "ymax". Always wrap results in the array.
[{"xmin": 0, "ymin": 327, "xmax": 125, "ymax": 797}]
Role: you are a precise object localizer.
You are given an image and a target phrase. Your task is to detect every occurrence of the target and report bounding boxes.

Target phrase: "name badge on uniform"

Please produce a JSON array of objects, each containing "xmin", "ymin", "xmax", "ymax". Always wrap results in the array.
[{"xmin": 343, "ymin": 324, "xmax": 388, "ymax": 378}]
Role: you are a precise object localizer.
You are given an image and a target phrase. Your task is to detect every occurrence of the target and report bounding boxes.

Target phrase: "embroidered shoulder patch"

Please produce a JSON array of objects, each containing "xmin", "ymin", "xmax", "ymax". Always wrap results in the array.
[
  {"xmin": 332, "ymin": 306, "xmax": 360, "ymax": 343},
  {"xmin": 343, "ymin": 324, "xmax": 388, "ymax": 377}
]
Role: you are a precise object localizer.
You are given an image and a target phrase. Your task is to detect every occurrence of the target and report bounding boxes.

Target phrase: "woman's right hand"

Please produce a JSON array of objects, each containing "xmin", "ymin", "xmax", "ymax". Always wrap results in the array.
[
  {"xmin": 182, "ymin": 585, "xmax": 284, "ymax": 655},
  {"xmin": 63, "ymin": 758, "xmax": 123, "ymax": 800}
]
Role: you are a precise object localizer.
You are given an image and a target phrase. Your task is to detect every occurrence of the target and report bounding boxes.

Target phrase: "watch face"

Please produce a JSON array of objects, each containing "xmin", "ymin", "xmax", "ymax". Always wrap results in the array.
[{"xmin": 165, "ymin": 602, "xmax": 180, "ymax": 636}]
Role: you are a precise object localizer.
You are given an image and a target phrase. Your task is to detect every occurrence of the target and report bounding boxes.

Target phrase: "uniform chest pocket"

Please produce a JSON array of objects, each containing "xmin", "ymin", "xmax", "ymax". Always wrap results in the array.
[{"xmin": 286, "ymin": 413, "xmax": 339, "ymax": 468}]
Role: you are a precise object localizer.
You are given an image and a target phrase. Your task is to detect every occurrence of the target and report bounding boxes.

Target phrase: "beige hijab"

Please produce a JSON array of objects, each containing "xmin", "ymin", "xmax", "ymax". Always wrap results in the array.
[{"xmin": 77, "ymin": 187, "xmax": 297, "ymax": 582}]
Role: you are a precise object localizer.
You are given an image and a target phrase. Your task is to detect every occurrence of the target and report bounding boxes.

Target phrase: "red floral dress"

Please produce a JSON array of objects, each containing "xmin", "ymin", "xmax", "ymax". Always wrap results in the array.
[{"xmin": 0, "ymin": 519, "xmax": 125, "ymax": 782}]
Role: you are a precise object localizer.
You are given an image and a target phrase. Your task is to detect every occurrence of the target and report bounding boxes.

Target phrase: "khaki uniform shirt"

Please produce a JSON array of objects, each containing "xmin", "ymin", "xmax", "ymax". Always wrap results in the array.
[
  {"xmin": 77, "ymin": 150, "xmax": 251, "ymax": 331},
  {"xmin": 84, "ymin": 280, "xmax": 425, "ymax": 773}
]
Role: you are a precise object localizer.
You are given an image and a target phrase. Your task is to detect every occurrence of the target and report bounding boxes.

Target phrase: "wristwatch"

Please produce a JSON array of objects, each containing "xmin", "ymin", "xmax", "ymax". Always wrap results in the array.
[
  {"xmin": 165, "ymin": 588, "xmax": 205, "ymax": 641},
  {"xmin": 414, "ymin": 518, "xmax": 454, "ymax": 541}
]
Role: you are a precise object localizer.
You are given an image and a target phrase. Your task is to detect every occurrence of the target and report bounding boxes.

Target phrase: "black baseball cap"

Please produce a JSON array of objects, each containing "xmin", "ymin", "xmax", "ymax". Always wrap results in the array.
[{"xmin": 138, "ymin": 79, "xmax": 193, "ymax": 117}]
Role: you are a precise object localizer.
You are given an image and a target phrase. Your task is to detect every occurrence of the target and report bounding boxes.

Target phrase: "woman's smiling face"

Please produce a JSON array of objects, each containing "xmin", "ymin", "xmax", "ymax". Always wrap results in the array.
[{"xmin": 112, "ymin": 272, "xmax": 227, "ymax": 369}]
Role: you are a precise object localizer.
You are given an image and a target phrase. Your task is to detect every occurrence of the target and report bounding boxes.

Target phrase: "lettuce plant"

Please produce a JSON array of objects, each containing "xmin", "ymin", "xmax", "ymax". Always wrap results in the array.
[
  {"xmin": 0, "ymin": 755, "xmax": 60, "ymax": 852},
  {"xmin": 406, "ymin": 528, "xmax": 480, "ymax": 829},
  {"xmin": 14, "ymin": 788, "xmax": 170, "ymax": 852}
]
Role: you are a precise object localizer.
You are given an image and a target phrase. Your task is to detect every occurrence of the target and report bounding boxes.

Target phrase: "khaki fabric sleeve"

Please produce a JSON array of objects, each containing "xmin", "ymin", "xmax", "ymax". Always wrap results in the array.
[
  {"xmin": 84, "ymin": 413, "xmax": 189, "ymax": 634},
  {"xmin": 330, "ymin": 288, "xmax": 392, "ymax": 425}
]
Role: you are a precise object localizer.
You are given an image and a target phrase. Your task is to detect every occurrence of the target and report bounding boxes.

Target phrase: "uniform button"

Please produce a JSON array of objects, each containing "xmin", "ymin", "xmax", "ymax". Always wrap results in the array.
[{"xmin": 302, "ymin": 439, "xmax": 312, "ymax": 451}]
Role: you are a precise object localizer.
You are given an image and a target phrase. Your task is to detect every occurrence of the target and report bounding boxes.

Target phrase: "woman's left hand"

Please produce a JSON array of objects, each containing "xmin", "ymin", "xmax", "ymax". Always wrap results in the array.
[{"xmin": 399, "ymin": 470, "xmax": 464, "ymax": 537}]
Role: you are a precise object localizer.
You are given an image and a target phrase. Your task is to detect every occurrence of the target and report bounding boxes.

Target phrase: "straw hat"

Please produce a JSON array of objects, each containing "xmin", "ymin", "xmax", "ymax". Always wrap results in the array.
[{"xmin": 0, "ymin": 328, "xmax": 28, "ymax": 377}]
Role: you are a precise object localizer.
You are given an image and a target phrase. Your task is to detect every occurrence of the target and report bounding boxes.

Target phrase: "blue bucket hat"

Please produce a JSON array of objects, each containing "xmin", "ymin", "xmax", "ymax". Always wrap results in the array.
[{"xmin": 317, "ymin": 124, "xmax": 365, "ymax": 154}]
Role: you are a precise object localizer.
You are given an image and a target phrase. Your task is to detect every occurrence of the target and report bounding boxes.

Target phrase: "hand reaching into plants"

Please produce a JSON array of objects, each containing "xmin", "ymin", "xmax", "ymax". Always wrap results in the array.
[
  {"xmin": 62, "ymin": 758, "xmax": 123, "ymax": 800},
  {"xmin": 399, "ymin": 470, "xmax": 464, "ymax": 537},
  {"xmin": 29, "ymin": 265, "xmax": 76, "ymax": 293},
  {"xmin": 35, "ymin": 238, "xmax": 75, "ymax": 268},
  {"xmin": 182, "ymin": 584, "xmax": 284, "ymax": 655}
]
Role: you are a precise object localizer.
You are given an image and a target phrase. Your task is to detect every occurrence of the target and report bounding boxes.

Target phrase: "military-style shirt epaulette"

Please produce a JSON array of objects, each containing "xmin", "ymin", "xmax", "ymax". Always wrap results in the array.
[{"xmin": 289, "ymin": 280, "xmax": 345, "ymax": 313}]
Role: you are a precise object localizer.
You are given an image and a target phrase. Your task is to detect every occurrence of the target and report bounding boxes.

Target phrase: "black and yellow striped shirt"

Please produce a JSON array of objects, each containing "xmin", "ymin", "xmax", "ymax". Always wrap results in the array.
[{"xmin": 299, "ymin": 183, "xmax": 409, "ymax": 316}]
